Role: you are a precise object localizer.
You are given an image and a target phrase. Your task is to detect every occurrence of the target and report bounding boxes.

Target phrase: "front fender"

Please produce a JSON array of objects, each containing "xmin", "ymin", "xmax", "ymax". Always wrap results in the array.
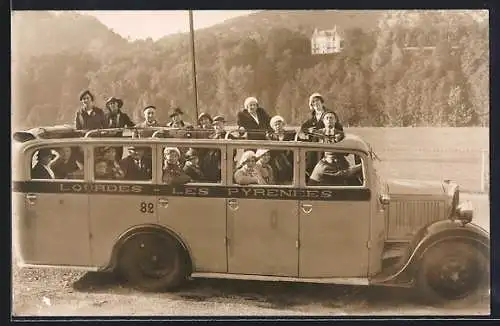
[{"xmin": 373, "ymin": 220, "xmax": 490, "ymax": 286}]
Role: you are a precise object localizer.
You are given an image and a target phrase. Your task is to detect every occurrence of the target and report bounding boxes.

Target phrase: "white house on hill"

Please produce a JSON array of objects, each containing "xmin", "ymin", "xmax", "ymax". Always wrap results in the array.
[{"xmin": 311, "ymin": 26, "xmax": 344, "ymax": 55}]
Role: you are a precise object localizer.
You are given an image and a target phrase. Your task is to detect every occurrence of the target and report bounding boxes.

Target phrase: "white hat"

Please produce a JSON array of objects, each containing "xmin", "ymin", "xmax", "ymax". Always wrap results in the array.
[
  {"xmin": 237, "ymin": 150, "xmax": 256, "ymax": 168},
  {"xmin": 309, "ymin": 92, "xmax": 324, "ymax": 108},
  {"xmin": 255, "ymin": 149, "xmax": 270, "ymax": 159},
  {"xmin": 163, "ymin": 147, "xmax": 180, "ymax": 156},
  {"xmin": 244, "ymin": 97, "xmax": 258, "ymax": 108},
  {"xmin": 269, "ymin": 115, "xmax": 285, "ymax": 127}
]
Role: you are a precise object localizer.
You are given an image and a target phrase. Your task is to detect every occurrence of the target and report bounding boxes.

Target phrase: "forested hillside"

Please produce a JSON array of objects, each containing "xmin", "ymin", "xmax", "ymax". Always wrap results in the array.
[{"xmin": 11, "ymin": 10, "xmax": 488, "ymax": 129}]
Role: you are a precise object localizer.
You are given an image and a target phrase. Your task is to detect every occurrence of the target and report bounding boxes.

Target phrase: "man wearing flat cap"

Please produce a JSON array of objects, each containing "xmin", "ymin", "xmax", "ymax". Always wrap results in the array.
[
  {"xmin": 210, "ymin": 115, "xmax": 227, "ymax": 140},
  {"xmin": 105, "ymin": 97, "xmax": 134, "ymax": 129},
  {"xmin": 31, "ymin": 148, "xmax": 57, "ymax": 179},
  {"xmin": 135, "ymin": 106, "xmax": 160, "ymax": 128},
  {"xmin": 75, "ymin": 89, "xmax": 107, "ymax": 130}
]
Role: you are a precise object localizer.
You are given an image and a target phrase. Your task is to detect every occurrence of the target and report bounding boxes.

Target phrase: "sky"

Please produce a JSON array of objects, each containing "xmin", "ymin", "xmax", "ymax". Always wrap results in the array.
[{"xmin": 79, "ymin": 10, "xmax": 259, "ymax": 41}]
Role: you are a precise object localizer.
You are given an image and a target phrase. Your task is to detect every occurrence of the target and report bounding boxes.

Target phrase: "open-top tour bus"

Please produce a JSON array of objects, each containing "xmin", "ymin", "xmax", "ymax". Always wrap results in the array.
[{"xmin": 12, "ymin": 125, "xmax": 489, "ymax": 306}]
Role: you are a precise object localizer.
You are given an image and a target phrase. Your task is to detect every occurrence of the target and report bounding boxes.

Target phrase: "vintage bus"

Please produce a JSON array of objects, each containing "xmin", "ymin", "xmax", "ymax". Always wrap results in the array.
[{"xmin": 12, "ymin": 125, "xmax": 489, "ymax": 306}]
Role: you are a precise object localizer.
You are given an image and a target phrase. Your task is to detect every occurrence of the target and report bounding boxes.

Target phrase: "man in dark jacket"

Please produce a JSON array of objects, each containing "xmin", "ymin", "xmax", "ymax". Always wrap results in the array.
[
  {"xmin": 237, "ymin": 97, "xmax": 271, "ymax": 140},
  {"xmin": 105, "ymin": 97, "xmax": 134, "ymax": 128},
  {"xmin": 31, "ymin": 148, "xmax": 56, "ymax": 179},
  {"xmin": 119, "ymin": 146, "xmax": 152, "ymax": 180},
  {"xmin": 75, "ymin": 90, "xmax": 107, "ymax": 130}
]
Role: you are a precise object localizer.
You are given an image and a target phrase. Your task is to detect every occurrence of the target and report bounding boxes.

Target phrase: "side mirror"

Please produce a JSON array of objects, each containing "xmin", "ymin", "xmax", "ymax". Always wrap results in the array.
[{"xmin": 379, "ymin": 194, "xmax": 390, "ymax": 205}]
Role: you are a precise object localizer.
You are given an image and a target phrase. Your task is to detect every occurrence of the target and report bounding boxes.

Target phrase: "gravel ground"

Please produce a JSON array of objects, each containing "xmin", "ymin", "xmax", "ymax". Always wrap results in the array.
[{"xmin": 11, "ymin": 193, "xmax": 490, "ymax": 317}]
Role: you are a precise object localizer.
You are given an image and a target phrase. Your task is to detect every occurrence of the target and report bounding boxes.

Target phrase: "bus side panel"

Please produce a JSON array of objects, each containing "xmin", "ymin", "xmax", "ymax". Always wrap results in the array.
[
  {"xmin": 89, "ymin": 193, "xmax": 157, "ymax": 268},
  {"xmin": 12, "ymin": 192, "xmax": 33, "ymax": 264},
  {"xmin": 158, "ymin": 196, "xmax": 227, "ymax": 273}
]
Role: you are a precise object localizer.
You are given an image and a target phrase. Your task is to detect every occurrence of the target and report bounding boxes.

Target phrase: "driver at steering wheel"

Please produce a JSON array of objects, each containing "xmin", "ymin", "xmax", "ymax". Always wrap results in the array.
[{"xmin": 308, "ymin": 151, "xmax": 362, "ymax": 186}]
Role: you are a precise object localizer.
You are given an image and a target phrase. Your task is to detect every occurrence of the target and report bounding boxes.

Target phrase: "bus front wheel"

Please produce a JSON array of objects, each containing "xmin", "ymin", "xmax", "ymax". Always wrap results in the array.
[{"xmin": 118, "ymin": 232, "xmax": 187, "ymax": 292}]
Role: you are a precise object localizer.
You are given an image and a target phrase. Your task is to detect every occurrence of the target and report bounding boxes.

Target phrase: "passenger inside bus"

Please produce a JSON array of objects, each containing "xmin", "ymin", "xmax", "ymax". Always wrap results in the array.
[
  {"xmin": 255, "ymin": 149, "xmax": 275, "ymax": 185},
  {"xmin": 95, "ymin": 159, "xmax": 116, "ymax": 180},
  {"xmin": 234, "ymin": 150, "xmax": 266, "ymax": 185},
  {"xmin": 101, "ymin": 146, "xmax": 125, "ymax": 179},
  {"xmin": 51, "ymin": 146, "xmax": 84, "ymax": 179},
  {"xmin": 31, "ymin": 148, "xmax": 57, "ymax": 179},
  {"xmin": 182, "ymin": 148, "xmax": 206, "ymax": 182},
  {"xmin": 308, "ymin": 151, "xmax": 363, "ymax": 186},
  {"xmin": 119, "ymin": 146, "xmax": 152, "ymax": 181},
  {"xmin": 162, "ymin": 147, "xmax": 191, "ymax": 185}
]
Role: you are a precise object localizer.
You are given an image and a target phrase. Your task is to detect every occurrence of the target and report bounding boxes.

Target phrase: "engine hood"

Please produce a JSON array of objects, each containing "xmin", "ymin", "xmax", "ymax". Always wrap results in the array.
[{"xmin": 386, "ymin": 178, "xmax": 448, "ymax": 196}]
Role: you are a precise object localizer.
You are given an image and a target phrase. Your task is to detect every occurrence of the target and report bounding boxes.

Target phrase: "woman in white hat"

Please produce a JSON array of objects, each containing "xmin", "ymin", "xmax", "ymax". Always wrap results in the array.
[
  {"xmin": 233, "ymin": 150, "xmax": 266, "ymax": 185},
  {"xmin": 237, "ymin": 97, "xmax": 271, "ymax": 140},
  {"xmin": 266, "ymin": 115, "xmax": 295, "ymax": 141},
  {"xmin": 255, "ymin": 149, "xmax": 275, "ymax": 185},
  {"xmin": 162, "ymin": 147, "xmax": 191, "ymax": 185},
  {"xmin": 300, "ymin": 92, "xmax": 343, "ymax": 139}
]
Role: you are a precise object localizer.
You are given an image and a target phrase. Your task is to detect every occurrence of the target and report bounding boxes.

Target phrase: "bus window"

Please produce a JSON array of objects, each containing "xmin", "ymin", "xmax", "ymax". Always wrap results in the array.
[
  {"xmin": 96, "ymin": 145, "xmax": 153, "ymax": 181},
  {"xmin": 306, "ymin": 150, "xmax": 364, "ymax": 187},
  {"xmin": 232, "ymin": 147, "xmax": 294, "ymax": 186},
  {"xmin": 161, "ymin": 146, "xmax": 222, "ymax": 185},
  {"xmin": 31, "ymin": 146, "xmax": 84, "ymax": 180}
]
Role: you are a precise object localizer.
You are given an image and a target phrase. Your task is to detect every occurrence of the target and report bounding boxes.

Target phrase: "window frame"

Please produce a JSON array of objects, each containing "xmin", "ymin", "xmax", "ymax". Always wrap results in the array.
[
  {"xmin": 28, "ymin": 144, "xmax": 88, "ymax": 182},
  {"xmin": 300, "ymin": 148, "xmax": 368, "ymax": 189},
  {"xmin": 227, "ymin": 144, "xmax": 298, "ymax": 188},
  {"xmin": 158, "ymin": 143, "xmax": 227, "ymax": 186}
]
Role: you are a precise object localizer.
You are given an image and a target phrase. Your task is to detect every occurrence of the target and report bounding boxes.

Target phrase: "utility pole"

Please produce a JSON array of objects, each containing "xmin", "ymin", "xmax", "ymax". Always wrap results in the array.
[{"xmin": 188, "ymin": 10, "xmax": 199, "ymax": 120}]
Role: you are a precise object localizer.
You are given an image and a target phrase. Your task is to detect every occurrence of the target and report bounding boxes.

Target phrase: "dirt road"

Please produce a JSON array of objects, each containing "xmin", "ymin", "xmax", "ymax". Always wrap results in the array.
[{"xmin": 11, "ymin": 193, "xmax": 490, "ymax": 317}]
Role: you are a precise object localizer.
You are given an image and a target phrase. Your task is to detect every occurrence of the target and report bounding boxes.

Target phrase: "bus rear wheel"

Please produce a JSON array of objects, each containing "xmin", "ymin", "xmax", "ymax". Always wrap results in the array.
[{"xmin": 118, "ymin": 232, "xmax": 187, "ymax": 292}]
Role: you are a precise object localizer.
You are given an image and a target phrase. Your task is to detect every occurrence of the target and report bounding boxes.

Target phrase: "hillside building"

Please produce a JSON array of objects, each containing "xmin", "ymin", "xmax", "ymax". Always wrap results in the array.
[{"xmin": 311, "ymin": 26, "xmax": 344, "ymax": 55}]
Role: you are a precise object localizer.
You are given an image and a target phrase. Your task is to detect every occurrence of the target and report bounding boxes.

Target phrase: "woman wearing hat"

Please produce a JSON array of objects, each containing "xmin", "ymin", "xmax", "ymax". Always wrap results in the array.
[
  {"xmin": 31, "ymin": 148, "xmax": 57, "ymax": 179},
  {"xmin": 75, "ymin": 89, "xmax": 107, "ymax": 130},
  {"xmin": 233, "ymin": 150, "xmax": 266, "ymax": 185},
  {"xmin": 255, "ymin": 149, "xmax": 275, "ymax": 185},
  {"xmin": 266, "ymin": 115, "xmax": 295, "ymax": 141},
  {"xmin": 162, "ymin": 147, "xmax": 191, "ymax": 185},
  {"xmin": 166, "ymin": 107, "xmax": 191, "ymax": 128},
  {"xmin": 102, "ymin": 146, "xmax": 125, "ymax": 179},
  {"xmin": 237, "ymin": 97, "xmax": 271, "ymax": 140},
  {"xmin": 182, "ymin": 148, "xmax": 206, "ymax": 182},
  {"xmin": 105, "ymin": 97, "xmax": 134, "ymax": 129},
  {"xmin": 300, "ymin": 92, "xmax": 344, "ymax": 139}
]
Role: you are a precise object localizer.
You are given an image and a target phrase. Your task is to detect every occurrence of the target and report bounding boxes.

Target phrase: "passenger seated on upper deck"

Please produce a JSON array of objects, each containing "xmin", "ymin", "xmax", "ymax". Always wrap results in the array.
[
  {"xmin": 209, "ymin": 115, "xmax": 227, "ymax": 140},
  {"xmin": 101, "ymin": 146, "xmax": 125, "ymax": 179},
  {"xmin": 227, "ymin": 126, "xmax": 248, "ymax": 140},
  {"xmin": 119, "ymin": 146, "xmax": 152, "ymax": 181},
  {"xmin": 105, "ymin": 97, "xmax": 135, "ymax": 129},
  {"xmin": 237, "ymin": 97, "xmax": 271, "ymax": 140},
  {"xmin": 266, "ymin": 115, "xmax": 295, "ymax": 141},
  {"xmin": 313, "ymin": 111, "xmax": 345, "ymax": 143},
  {"xmin": 182, "ymin": 149, "xmax": 206, "ymax": 182},
  {"xmin": 166, "ymin": 107, "xmax": 191, "ymax": 129},
  {"xmin": 134, "ymin": 106, "xmax": 160, "ymax": 138},
  {"xmin": 300, "ymin": 93, "xmax": 344, "ymax": 140},
  {"xmin": 52, "ymin": 146, "xmax": 84, "ymax": 179},
  {"xmin": 162, "ymin": 147, "xmax": 191, "ymax": 185},
  {"xmin": 95, "ymin": 159, "xmax": 116, "ymax": 180},
  {"xmin": 308, "ymin": 152, "xmax": 362, "ymax": 186},
  {"xmin": 234, "ymin": 151, "xmax": 266, "ymax": 185},
  {"xmin": 31, "ymin": 148, "xmax": 57, "ymax": 179}
]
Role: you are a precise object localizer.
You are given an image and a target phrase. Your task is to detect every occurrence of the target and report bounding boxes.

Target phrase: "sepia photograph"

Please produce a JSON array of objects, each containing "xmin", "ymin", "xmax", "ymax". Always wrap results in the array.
[{"xmin": 11, "ymin": 9, "xmax": 490, "ymax": 317}]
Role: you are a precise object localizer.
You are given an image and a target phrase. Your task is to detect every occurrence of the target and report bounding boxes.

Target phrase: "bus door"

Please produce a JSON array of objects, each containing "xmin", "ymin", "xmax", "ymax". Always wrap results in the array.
[
  {"xmin": 298, "ymin": 149, "xmax": 371, "ymax": 278},
  {"xmin": 88, "ymin": 144, "xmax": 158, "ymax": 267},
  {"xmin": 155, "ymin": 145, "xmax": 227, "ymax": 273},
  {"xmin": 226, "ymin": 146, "xmax": 299, "ymax": 277},
  {"xmin": 22, "ymin": 145, "xmax": 91, "ymax": 266}
]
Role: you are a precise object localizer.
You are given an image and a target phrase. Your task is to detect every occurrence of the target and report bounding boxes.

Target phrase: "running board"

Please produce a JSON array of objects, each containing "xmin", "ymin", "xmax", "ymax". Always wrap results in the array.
[
  {"xmin": 190, "ymin": 273, "xmax": 370, "ymax": 286},
  {"xmin": 18, "ymin": 262, "xmax": 100, "ymax": 272}
]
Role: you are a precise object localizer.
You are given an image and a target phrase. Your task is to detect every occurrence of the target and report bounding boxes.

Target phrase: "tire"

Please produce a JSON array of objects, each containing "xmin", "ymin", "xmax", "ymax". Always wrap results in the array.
[
  {"xmin": 416, "ymin": 240, "xmax": 489, "ymax": 306},
  {"xmin": 118, "ymin": 232, "xmax": 187, "ymax": 292}
]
